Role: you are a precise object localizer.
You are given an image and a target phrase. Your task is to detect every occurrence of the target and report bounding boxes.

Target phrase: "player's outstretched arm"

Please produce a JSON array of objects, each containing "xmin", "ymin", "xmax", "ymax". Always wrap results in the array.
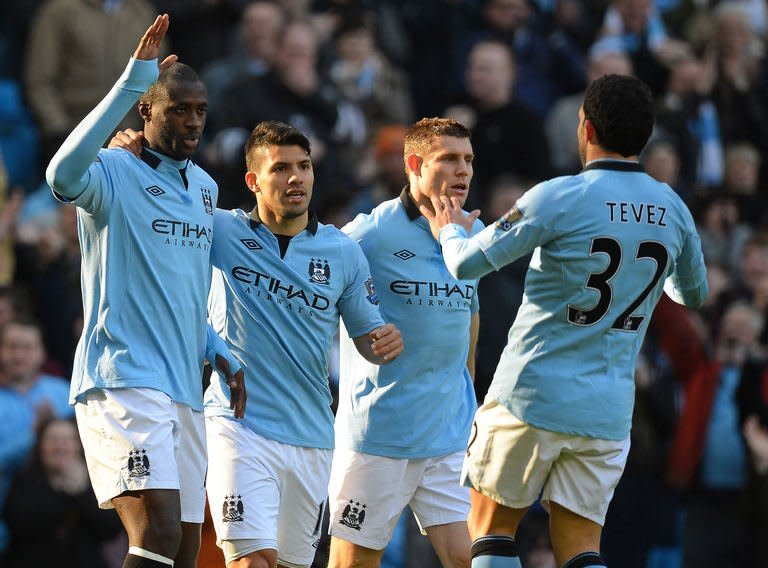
[
  {"xmin": 353, "ymin": 323, "xmax": 403, "ymax": 365},
  {"xmin": 46, "ymin": 15, "xmax": 176, "ymax": 198},
  {"xmin": 206, "ymin": 326, "xmax": 247, "ymax": 418}
]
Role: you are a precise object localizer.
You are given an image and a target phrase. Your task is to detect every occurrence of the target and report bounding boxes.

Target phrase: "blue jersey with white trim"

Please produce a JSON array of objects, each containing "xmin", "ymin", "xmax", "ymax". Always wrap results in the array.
[
  {"xmin": 441, "ymin": 161, "xmax": 707, "ymax": 440},
  {"xmin": 204, "ymin": 208, "xmax": 384, "ymax": 449},
  {"xmin": 336, "ymin": 190, "xmax": 482, "ymax": 458}
]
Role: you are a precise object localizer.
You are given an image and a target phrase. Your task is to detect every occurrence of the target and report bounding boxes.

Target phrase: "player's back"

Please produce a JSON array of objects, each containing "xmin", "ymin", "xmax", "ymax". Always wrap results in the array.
[{"xmin": 490, "ymin": 161, "xmax": 706, "ymax": 440}]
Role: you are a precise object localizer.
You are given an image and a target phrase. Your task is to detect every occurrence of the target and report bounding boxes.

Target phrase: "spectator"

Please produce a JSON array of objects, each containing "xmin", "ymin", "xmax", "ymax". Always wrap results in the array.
[
  {"xmin": 3, "ymin": 418, "xmax": 123, "ymax": 568},
  {"xmin": 23, "ymin": 0, "xmax": 161, "ymax": 165},
  {"xmin": 349, "ymin": 124, "xmax": 407, "ymax": 215},
  {"xmin": 695, "ymin": 193, "xmax": 751, "ymax": 275},
  {"xmin": 201, "ymin": 0, "xmax": 285, "ymax": 117},
  {"xmin": 210, "ymin": 18, "xmax": 366, "ymax": 211},
  {"xmin": 0, "ymin": 317, "xmax": 72, "ymax": 419},
  {"xmin": 720, "ymin": 142, "xmax": 765, "ymax": 227},
  {"xmin": 446, "ymin": 39, "xmax": 549, "ymax": 206},
  {"xmin": 546, "ymin": 48, "xmax": 633, "ymax": 175},
  {"xmin": 328, "ymin": 17, "xmax": 413, "ymax": 133}
]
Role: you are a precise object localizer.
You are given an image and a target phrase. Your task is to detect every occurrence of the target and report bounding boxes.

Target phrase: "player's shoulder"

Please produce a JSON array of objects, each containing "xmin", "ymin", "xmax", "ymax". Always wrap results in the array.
[
  {"xmin": 187, "ymin": 161, "xmax": 218, "ymax": 191},
  {"xmin": 316, "ymin": 222, "xmax": 364, "ymax": 254}
]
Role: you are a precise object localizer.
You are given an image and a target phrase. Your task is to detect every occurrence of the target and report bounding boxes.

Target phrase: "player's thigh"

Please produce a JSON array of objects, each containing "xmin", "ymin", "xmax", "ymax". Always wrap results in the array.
[
  {"xmin": 176, "ymin": 404, "xmax": 207, "ymax": 524},
  {"xmin": 411, "ymin": 451, "xmax": 470, "ymax": 533},
  {"xmin": 206, "ymin": 416, "xmax": 281, "ymax": 556},
  {"xmin": 543, "ymin": 433, "xmax": 630, "ymax": 528},
  {"xmin": 276, "ymin": 445, "xmax": 333, "ymax": 567},
  {"xmin": 462, "ymin": 399, "xmax": 561, "ymax": 513},
  {"xmin": 328, "ymin": 448, "xmax": 418, "ymax": 551},
  {"xmin": 75, "ymin": 387, "xmax": 183, "ymax": 512}
]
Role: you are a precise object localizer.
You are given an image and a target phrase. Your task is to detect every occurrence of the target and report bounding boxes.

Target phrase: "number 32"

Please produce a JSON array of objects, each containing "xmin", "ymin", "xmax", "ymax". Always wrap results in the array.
[{"xmin": 567, "ymin": 237, "xmax": 669, "ymax": 331}]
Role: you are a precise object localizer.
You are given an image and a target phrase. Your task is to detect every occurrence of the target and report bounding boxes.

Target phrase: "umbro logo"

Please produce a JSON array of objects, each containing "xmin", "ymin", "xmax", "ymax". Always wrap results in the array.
[
  {"xmin": 145, "ymin": 185, "xmax": 165, "ymax": 197},
  {"xmin": 241, "ymin": 239, "xmax": 262, "ymax": 251},
  {"xmin": 393, "ymin": 249, "xmax": 415, "ymax": 260}
]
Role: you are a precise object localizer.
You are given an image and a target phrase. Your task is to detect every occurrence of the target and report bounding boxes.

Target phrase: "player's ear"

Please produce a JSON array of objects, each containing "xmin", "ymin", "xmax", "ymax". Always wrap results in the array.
[
  {"xmin": 584, "ymin": 119, "xmax": 599, "ymax": 146},
  {"xmin": 405, "ymin": 153, "xmax": 423, "ymax": 177},
  {"xmin": 138, "ymin": 101, "xmax": 151, "ymax": 122},
  {"xmin": 244, "ymin": 171, "xmax": 259, "ymax": 195}
]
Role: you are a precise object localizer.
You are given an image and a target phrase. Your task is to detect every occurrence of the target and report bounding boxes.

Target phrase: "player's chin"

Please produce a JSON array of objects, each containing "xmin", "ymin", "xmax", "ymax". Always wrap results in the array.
[{"xmin": 447, "ymin": 188, "xmax": 469, "ymax": 205}]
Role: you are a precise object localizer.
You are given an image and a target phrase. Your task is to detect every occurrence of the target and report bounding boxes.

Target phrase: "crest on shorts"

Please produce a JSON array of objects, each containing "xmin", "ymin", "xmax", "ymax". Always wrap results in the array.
[
  {"xmin": 200, "ymin": 186, "xmax": 214, "ymax": 215},
  {"xmin": 339, "ymin": 500, "xmax": 366, "ymax": 530},
  {"xmin": 308, "ymin": 258, "xmax": 331, "ymax": 285},
  {"xmin": 222, "ymin": 494, "xmax": 244, "ymax": 522},
  {"xmin": 127, "ymin": 448, "xmax": 150, "ymax": 478},
  {"xmin": 495, "ymin": 206, "xmax": 522, "ymax": 231}
]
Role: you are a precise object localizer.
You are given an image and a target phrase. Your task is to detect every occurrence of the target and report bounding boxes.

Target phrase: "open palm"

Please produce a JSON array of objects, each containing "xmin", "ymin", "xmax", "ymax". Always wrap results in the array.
[{"xmin": 133, "ymin": 14, "xmax": 177, "ymax": 72}]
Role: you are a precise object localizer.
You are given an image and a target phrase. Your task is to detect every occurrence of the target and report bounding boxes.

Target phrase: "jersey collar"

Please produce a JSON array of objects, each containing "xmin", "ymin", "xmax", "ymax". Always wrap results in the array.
[
  {"xmin": 248, "ymin": 207, "xmax": 319, "ymax": 235},
  {"xmin": 399, "ymin": 186, "xmax": 422, "ymax": 221},
  {"xmin": 582, "ymin": 159, "xmax": 644, "ymax": 173},
  {"xmin": 140, "ymin": 146, "xmax": 189, "ymax": 171}
]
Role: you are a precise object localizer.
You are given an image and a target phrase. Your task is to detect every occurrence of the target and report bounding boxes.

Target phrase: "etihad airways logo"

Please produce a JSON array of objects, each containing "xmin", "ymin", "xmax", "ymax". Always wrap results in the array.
[
  {"xmin": 152, "ymin": 219, "xmax": 212, "ymax": 251},
  {"xmin": 390, "ymin": 280, "xmax": 474, "ymax": 308},
  {"xmin": 232, "ymin": 266, "xmax": 330, "ymax": 315}
]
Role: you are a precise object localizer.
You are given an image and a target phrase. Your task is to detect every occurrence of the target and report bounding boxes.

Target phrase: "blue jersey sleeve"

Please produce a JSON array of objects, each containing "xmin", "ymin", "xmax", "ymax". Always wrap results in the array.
[
  {"xmin": 664, "ymin": 207, "xmax": 708, "ymax": 308},
  {"xmin": 338, "ymin": 238, "xmax": 385, "ymax": 338},
  {"xmin": 206, "ymin": 324, "xmax": 243, "ymax": 375},
  {"xmin": 46, "ymin": 58, "xmax": 159, "ymax": 214}
]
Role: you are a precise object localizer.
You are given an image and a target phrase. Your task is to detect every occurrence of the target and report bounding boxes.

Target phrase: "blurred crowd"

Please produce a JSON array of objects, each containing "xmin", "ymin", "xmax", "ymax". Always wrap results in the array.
[{"xmin": 1, "ymin": 0, "xmax": 768, "ymax": 566}]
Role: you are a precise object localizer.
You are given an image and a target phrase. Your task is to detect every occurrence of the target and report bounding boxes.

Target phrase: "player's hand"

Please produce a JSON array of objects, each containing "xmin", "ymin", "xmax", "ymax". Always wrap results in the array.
[
  {"xmin": 134, "ymin": 14, "xmax": 177, "ymax": 71},
  {"xmin": 370, "ymin": 323, "xmax": 403, "ymax": 363},
  {"xmin": 108, "ymin": 129, "xmax": 144, "ymax": 157},
  {"xmin": 215, "ymin": 354, "xmax": 247, "ymax": 419},
  {"xmin": 419, "ymin": 196, "xmax": 480, "ymax": 240}
]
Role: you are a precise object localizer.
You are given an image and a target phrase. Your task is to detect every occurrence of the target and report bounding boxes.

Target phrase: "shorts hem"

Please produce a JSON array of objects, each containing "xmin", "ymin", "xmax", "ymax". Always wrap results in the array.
[
  {"xmin": 544, "ymin": 497, "xmax": 606, "ymax": 527},
  {"xmin": 329, "ymin": 529, "xmax": 387, "ymax": 551}
]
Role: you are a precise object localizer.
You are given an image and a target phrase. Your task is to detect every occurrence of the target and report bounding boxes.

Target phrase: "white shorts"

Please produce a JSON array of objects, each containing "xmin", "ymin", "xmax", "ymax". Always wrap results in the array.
[
  {"xmin": 205, "ymin": 416, "xmax": 333, "ymax": 567},
  {"xmin": 328, "ymin": 448, "xmax": 470, "ymax": 550},
  {"xmin": 462, "ymin": 399, "xmax": 630, "ymax": 526},
  {"xmin": 75, "ymin": 387, "xmax": 207, "ymax": 523}
]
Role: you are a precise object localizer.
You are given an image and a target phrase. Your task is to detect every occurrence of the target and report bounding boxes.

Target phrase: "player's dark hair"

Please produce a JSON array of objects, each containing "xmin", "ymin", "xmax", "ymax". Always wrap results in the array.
[
  {"xmin": 245, "ymin": 121, "xmax": 311, "ymax": 170},
  {"xmin": 404, "ymin": 117, "xmax": 471, "ymax": 158},
  {"xmin": 140, "ymin": 62, "xmax": 204, "ymax": 105},
  {"xmin": 583, "ymin": 74, "xmax": 654, "ymax": 157}
]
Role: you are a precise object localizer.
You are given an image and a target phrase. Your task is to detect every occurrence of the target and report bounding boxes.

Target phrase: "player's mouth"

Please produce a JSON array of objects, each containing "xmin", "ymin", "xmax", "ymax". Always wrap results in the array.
[
  {"xmin": 285, "ymin": 189, "xmax": 306, "ymax": 204},
  {"xmin": 449, "ymin": 183, "xmax": 468, "ymax": 195},
  {"xmin": 181, "ymin": 135, "xmax": 200, "ymax": 150}
]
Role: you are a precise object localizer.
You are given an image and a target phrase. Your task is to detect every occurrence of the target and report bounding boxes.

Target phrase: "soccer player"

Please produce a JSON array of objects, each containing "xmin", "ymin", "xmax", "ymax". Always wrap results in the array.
[
  {"xmin": 45, "ymin": 15, "xmax": 244, "ymax": 568},
  {"xmin": 202, "ymin": 121, "xmax": 403, "ymax": 568},
  {"xmin": 421, "ymin": 75, "xmax": 708, "ymax": 568},
  {"xmin": 328, "ymin": 117, "xmax": 483, "ymax": 568}
]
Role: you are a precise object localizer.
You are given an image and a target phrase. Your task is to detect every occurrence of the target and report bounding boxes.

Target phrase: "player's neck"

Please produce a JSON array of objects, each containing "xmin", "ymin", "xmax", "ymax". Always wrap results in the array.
[
  {"xmin": 257, "ymin": 204, "xmax": 308, "ymax": 237},
  {"xmin": 586, "ymin": 146, "xmax": 639, "ymax": 164},
  {"xmin": 406, "ymin": 184, "xmax": 434, "ymax": 215}
]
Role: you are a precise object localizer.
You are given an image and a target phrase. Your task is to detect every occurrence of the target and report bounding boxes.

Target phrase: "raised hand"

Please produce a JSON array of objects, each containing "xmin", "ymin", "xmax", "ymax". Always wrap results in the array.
[
  {"xmin": 419, "ymin": 196, "xmax": 480, "ymax": 240},
  {"xmin": 133, "ymin": 14, "xmax": 177, "ymax": 71}
]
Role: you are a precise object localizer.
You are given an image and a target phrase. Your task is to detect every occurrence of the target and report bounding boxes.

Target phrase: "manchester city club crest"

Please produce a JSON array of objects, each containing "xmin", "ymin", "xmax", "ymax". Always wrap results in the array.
[
  {"xmin": 364, "ymin": 277, "xmax": 378, "ymax": 305},
  {"xmin": 200, "ymin": 186, "xmax": 214, "ymax": 215},
  {"xmin": 339, "ymin": 500, "xmax": 366, "ymax": 530},
  {"xmin": 308, "ymin": 258, "xmax": 331, "ymax": 285},
  {"xmin": 496, "ymin": 206, "xmax": 522, "ymax": 231},
  {"xmin": 222, "ymin": 494, "xmax": 245, "ymax": 522},
  {"xmin": 127, "ymin": 448, "xmax": 150, "ymax": 478}
]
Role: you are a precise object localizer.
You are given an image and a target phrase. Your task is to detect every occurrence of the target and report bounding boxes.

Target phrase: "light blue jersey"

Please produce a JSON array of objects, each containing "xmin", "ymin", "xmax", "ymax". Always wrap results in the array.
[
  {"xmin": 337, "ymin": 189, "xmax": 482, "ymax": 458},
  {"xmin": 204, "ymin": 208, "xmax": 384, "ymax": 449},
  {"xmin": 46, "ymin": 58, "xmax": 219, "ymax": 411},
  {"xmin": 439, "ymin": 161, "xmax": 708, "ymax": 440}
]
